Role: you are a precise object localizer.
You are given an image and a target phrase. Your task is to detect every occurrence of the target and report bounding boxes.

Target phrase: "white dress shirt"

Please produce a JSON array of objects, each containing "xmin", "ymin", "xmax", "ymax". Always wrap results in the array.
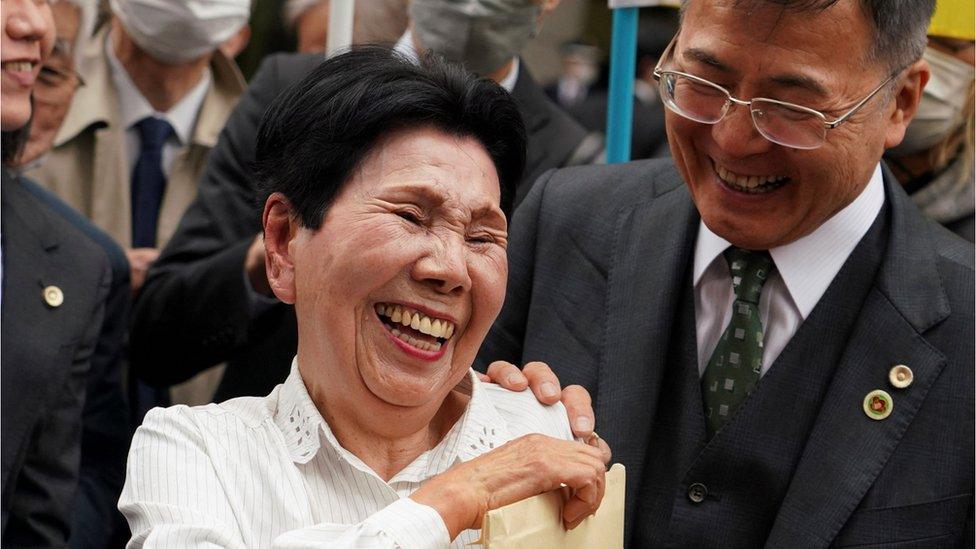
[
  {"xmin": 694, "ymin": 163, "xmax": 886, "ymax": 377},
  {"xmin": 119, "ymin": 359, "xmax": 573, "ymax": 548},
  {"xmin": 106, "ymin": 33, "xmax": 211, "ymax": 178}
]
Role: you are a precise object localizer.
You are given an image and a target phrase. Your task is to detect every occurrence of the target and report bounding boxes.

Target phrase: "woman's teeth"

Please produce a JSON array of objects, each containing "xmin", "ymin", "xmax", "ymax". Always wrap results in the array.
[
  {"xmin": 388, "ymin": 327, "xmax": 442, "ymax": 352},
  {"xmin": 3, "ymin": 61, "xmax": 34, "ymax": 72},
  {"xmin": 716, "ymin": 164, "xmax": 787, "ymax": 194},
  {"xmin": 374, "ymin": 303, "xmax": 455, "ymax": 352}
]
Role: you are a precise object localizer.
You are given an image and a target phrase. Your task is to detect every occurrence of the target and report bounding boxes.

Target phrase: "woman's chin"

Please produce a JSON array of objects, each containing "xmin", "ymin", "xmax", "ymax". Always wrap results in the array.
[
  {"xmin": 360, "ymin": 356, "xmax": 464, "ymax": 409},
  {"xmin": 364, "ymin": 376, "xmax": 445, "ymax": 408}
]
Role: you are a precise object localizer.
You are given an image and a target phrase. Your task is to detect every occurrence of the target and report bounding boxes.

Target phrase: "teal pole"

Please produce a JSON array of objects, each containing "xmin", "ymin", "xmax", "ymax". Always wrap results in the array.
[{"xmin": 606, "ymin": 6, "xmax": 639, "ymax": 164}]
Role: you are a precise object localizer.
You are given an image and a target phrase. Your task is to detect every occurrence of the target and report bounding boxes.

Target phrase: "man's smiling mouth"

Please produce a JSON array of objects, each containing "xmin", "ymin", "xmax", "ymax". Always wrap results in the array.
[
  {"xmin": 374, "ymin": 303, "xmax": 456, "ymax": 353},
  {"xmin": 714, "ymin": 163, "xmax": 790, "ymax": 194}
]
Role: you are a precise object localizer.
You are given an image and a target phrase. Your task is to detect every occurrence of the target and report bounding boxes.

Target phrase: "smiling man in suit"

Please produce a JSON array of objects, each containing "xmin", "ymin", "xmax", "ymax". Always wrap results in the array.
[{"xmin": 478, "ymin": 0, "xmax": 974, "ymax": 546}]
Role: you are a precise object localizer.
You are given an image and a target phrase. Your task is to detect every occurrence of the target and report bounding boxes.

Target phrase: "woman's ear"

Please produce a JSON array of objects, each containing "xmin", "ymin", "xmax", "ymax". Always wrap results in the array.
[
  {"xmin": 884, "ymin": 58, "xmax": 931, "ymax": 149},
  {"xmin": 263, "ymin": 192, "xmax": 300, "ymax": 304}
]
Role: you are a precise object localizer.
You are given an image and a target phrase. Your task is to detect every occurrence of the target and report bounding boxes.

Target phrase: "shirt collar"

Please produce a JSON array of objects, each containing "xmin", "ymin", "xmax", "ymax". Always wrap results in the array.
[
  {"xmin": 393, "ymin": 30, "xmax": 519, "ymax": 93},
  {"xmin": 693, "ymin": 163, "xmax": 885, "ymax": 319},
  {"xmin": 274, "ymin": 358, "xmax": 513, "ymax": 479},
  {"xmin": 105, "ymin": 31, "xmax": 212, "ymax": 146}
]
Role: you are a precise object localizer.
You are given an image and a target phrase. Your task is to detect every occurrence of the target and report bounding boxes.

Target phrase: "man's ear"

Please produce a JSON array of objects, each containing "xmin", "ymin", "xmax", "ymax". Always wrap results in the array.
[
  {"xmin": 263, "ymin": 192, "xmax": 300, "ymax": 304},
  {"xmin": 884, "ymin": 58, "xmax": 930, "ymax": 149}
]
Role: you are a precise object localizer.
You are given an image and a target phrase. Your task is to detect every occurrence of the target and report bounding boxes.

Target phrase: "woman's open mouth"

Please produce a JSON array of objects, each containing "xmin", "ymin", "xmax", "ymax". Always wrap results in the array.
[{"xmin": 374, "ymin": 303, "xmax": 455, "ymax": 356}]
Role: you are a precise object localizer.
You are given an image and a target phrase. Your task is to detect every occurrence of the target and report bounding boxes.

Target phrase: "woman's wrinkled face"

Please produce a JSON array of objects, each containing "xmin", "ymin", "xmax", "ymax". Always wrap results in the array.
[
  {"xmin": 1, "ymin": 0, "xmax": 55, "ymax": 131},
  {"xmin": 290, "ymin": 126, "xmax": 508, "ymax": 411}
]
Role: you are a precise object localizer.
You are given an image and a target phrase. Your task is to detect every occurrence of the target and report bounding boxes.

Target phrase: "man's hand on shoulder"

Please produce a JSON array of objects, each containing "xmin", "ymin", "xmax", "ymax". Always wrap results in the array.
[{"xmin": 479, "ymin": 360, "xmax": 611, "ymax": 466}]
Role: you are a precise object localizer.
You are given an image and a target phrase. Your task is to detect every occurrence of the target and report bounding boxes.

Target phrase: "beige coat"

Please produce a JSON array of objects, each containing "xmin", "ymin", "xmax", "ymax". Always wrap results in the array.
[
  {"xmin": 27, "ymin": 26, "xmax": 246, "ymax": 406},
  {"xmin": 27, "ymin": 26, "xmax": 246, "ymax": 250}
]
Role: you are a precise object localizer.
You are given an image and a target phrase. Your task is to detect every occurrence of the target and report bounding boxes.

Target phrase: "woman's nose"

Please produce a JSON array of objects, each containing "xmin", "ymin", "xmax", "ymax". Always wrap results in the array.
[
  {"xmin": 5, "ymin": 0, "xmax": 49, "ymax": 43},
  {"xmin": 411, "ymin": 237, "xmax": 472, "ymax": 295},
  {"xmin": 710, "ymin": 102, "xmax": 774, "ymax": 158}
]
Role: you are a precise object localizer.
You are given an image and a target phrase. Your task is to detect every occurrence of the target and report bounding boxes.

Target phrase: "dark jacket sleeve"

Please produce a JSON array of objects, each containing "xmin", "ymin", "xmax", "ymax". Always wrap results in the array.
[
  {"xmin": 130, "ymin": 54, "xmax": 311, "ymax": 387},
  {"xmin": 3, "ymin": 261, "xmax": 110, "ymax": 547},
  {"xmin": 70, "ymin": 254, "xmax": 130, "ymax": 549}
]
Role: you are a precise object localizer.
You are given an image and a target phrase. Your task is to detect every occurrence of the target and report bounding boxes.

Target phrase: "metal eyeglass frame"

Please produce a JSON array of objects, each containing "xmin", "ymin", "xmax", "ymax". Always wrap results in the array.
[{"xmin": 651, "ymin": 34, "xmax": 897, "ymax": 150}]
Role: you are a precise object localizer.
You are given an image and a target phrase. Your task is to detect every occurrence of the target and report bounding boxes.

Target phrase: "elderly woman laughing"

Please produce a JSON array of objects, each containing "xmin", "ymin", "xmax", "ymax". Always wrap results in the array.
[{"xmin": 118, "ymin": 48, "xmax": 607, "ymax": 547}]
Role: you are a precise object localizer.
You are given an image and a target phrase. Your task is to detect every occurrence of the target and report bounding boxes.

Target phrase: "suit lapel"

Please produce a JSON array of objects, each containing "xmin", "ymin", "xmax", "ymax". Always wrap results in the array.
[
  {"xmin": 595, "ymin": 177, "xmax": 698, "ymax": 541},
  {"xmin": 766, "ymin": 173, "xmax": 950, "ymax": 547}
]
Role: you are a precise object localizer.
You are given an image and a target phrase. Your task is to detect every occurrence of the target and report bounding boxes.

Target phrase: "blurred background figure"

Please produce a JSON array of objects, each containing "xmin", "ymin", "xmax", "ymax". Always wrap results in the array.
[
  {"xmin": 284, "ymin": 0, "xmax": 408, "ymax": 53},
  {"xmin": 557, "ymin": 6, "xmax": 678, "ymax": 160},
  {"xmin": 884, "ymin": 0, "xmax": 975, "ymax": 241},
  {"xmin": 545, "ymin": 41, "xmax": 601, "ymax": 110},
  {"xmin": 25, "ymin": 0, "xmax": 250, "ymax": 293},
  {"xmin": 18, "ymin": 0, "xmax": 94, "ymax": 167}
]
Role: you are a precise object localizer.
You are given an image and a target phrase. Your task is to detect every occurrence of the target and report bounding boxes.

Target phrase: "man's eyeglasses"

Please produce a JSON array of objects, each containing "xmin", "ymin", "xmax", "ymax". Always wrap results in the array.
[{"xmin": 652, "ymin": 35, "xmax": 897, "ymax": 150}]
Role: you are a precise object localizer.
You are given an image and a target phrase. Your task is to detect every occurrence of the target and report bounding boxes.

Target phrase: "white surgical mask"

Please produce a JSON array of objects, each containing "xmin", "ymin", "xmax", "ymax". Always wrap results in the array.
[
  {"xmin": 110, "ymin": 0, "xmax": 250, "ymax": 64},
  {"xmin": 888, "ymin": 46, "xmax": 975, "ymax": 156},
  {"xmin": 410, "ymin": 0, "xmax": 541, "ymax": 76}
]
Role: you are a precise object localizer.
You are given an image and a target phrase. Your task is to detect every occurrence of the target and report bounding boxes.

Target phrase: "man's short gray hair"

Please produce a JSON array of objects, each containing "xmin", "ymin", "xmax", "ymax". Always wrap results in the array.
[{"xmin": 680, "ymin": 0, "xmax": 936, "ymax": 72}]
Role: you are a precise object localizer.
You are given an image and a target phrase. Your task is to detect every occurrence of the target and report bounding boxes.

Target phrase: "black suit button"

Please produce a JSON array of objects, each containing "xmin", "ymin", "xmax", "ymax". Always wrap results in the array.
[{"xmin": 688, "ymin": 483, "xmax": 707, "ymax": 504}]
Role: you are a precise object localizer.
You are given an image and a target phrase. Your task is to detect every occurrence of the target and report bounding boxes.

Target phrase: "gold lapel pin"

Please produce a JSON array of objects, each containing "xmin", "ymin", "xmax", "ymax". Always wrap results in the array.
[
  {"xmin": 43, "ymin": 286, "xmax": 64, "ymax": 308},
  {"xmin": 863, "ymin": 389, "xmax": 893, "ymax": 420},
  {"xmin": 888, "ymin": 365, "xmax": 913, "ymax": 389}
]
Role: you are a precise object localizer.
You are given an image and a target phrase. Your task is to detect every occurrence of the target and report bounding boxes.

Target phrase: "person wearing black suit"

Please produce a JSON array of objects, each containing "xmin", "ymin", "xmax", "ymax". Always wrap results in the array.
[
  {"xmin": 1, "ymin": 1, "xmax": 117, "ymax": 544},
  {"xmin": 477, "ymin": 1, "xmax": 973, "ymax": 547},
  {"xmin": 16, "ymin": 179, "xmax": 132, "ymax": 549},
  {"xmin": 131, "ymin": 42, "xmax": 597, "ymax": 400},
  {"xmin": 1, "ymin": 168, "xmax": 114, "ymax": 545}
]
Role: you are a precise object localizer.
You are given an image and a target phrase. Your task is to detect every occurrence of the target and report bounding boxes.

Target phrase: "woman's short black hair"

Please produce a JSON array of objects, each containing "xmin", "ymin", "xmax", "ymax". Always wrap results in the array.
[{"xmin": 254, "ymin": 47, "xmax": 526, "ymax": 228}]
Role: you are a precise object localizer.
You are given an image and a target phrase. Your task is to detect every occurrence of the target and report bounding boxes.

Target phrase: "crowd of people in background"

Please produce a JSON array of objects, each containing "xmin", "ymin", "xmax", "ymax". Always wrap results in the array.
[{"xmin": 1, "ymin": 0, "xmax": 973, "ymax": 546}]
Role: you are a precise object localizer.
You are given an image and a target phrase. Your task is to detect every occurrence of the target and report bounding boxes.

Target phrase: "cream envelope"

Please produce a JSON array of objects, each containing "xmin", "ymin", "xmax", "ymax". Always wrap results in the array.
[{"xmin": 475, "ymin": 464, "xmax": 625, "ymax": 548}]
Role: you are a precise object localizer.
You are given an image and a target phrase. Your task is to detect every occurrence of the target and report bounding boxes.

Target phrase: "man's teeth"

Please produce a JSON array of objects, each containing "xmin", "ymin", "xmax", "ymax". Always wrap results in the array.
[
  {"xmin": 716, "ymin": 165, "xmax": 786, "ymax": 192},
  {"xmin": 3, "ymin": 61, "xmax": 34, "ymax": 72},
  {"xmin": 374, "ymin": 304, "xmax": 456, "ymax": 340}
]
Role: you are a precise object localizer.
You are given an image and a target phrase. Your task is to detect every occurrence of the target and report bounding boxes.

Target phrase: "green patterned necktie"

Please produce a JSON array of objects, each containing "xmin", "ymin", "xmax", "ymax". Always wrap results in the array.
[{"xmin": 702, "ymin": 247, "xmax": 775, "ymax": 437}]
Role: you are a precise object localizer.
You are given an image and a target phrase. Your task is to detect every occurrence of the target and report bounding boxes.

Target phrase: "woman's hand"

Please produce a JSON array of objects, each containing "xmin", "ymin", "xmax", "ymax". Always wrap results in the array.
[{"xmin": 409, "ymin": 434, "xmax": 607, "ymax": 540}]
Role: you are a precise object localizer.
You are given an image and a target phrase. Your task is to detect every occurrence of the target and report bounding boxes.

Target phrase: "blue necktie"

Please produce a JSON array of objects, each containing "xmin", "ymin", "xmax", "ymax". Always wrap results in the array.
[
  {"xmin": 130, "ymin": 116, "xmax": 173, "ymax": 248},
  {"xmin": 130, "ymin": 117, "xmax": 174, "ymax": 423}
]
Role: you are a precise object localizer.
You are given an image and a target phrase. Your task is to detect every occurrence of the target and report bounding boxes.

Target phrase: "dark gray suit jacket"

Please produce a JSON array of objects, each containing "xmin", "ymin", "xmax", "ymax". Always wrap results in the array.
[
  {"xmin": 1, "ymin": 169, "xmax": 112, "ymax": 546},
  {"xmin": 477, "ymin": 159, "xmax": 974, "ymax": 547},
  {"xmin": 18, "ymin": 178, "xmax": 132, "ymax": 549},
  {"xmin": 131, "ymin": 52, "xmax": 593, "ymax": 400}
]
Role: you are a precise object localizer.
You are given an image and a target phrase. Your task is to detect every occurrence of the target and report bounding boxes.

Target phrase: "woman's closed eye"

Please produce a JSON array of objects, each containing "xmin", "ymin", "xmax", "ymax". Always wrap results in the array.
[
  {"xmin": 466, "ymin": 233, "xmax": 495, "ymax": 244},
  {"xmin": 395, "ymin": 209, "xmax": 425, "ymax": 225}
]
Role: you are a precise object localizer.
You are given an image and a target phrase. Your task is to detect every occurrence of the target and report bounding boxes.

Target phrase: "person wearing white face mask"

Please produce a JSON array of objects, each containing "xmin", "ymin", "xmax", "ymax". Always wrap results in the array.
[
  {"xmin": 24, "ymin": 0, "xmax": 251, "ymax": 417},
  {"xmin": 25, "ymin": 0, "xmax": 250, "ymax": 291},
  {"xmin": 884, "ymin": 0, "xmax": 975, "ymax": 241}
]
